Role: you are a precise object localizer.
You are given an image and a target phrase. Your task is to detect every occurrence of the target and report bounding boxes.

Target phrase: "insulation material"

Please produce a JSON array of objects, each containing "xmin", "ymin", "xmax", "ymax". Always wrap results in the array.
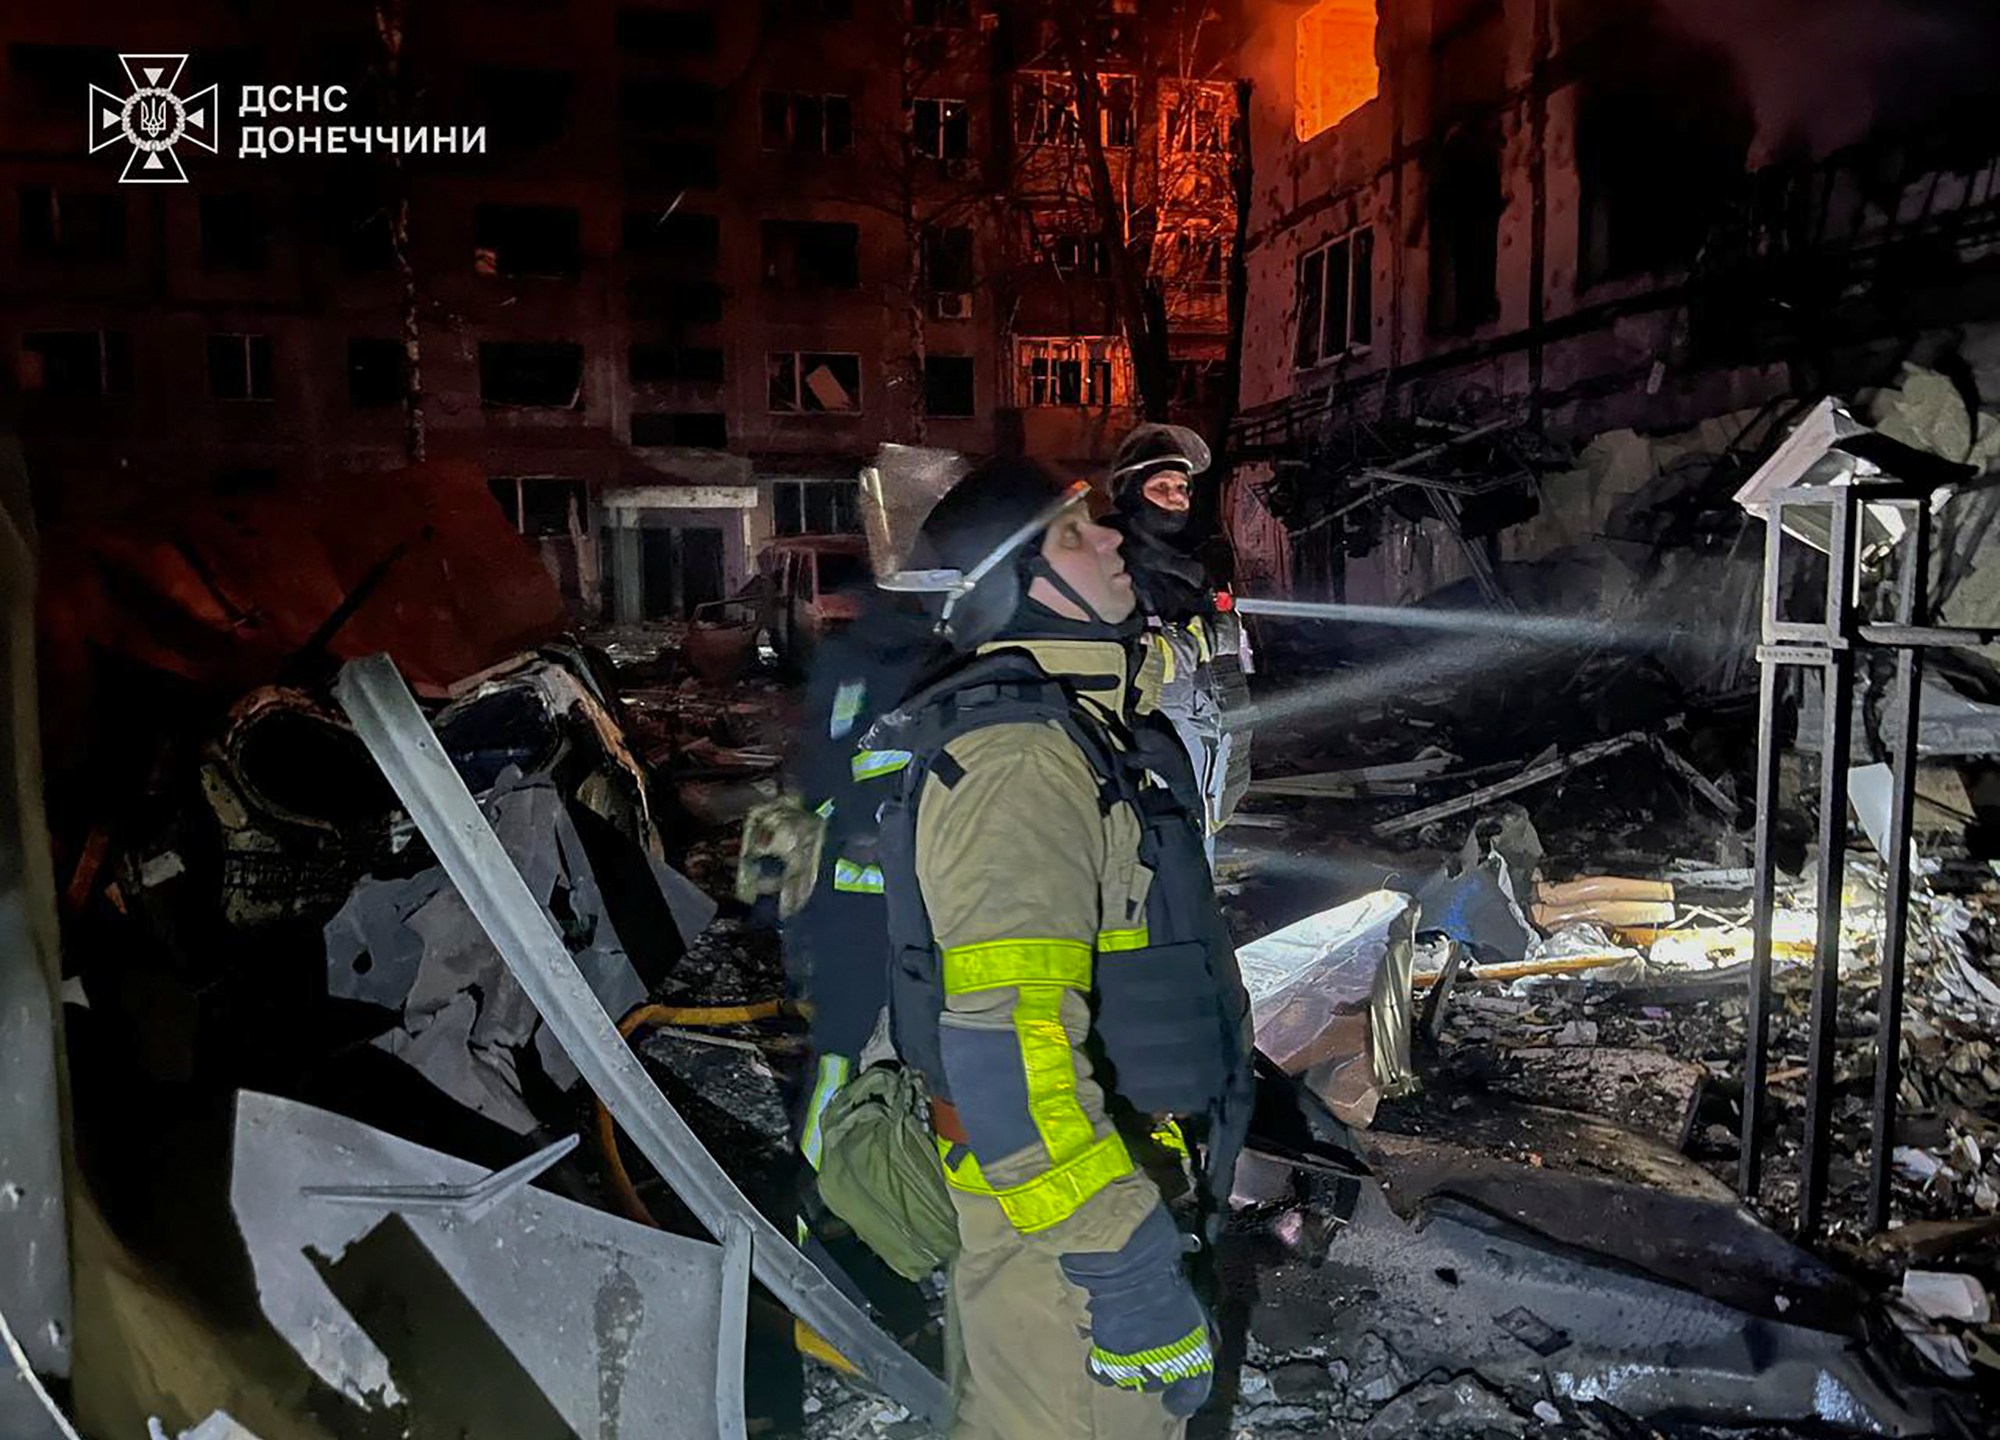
[{"xmin": 1239, "ymin": 891, "xmax": 1416, "ymax": 1127}]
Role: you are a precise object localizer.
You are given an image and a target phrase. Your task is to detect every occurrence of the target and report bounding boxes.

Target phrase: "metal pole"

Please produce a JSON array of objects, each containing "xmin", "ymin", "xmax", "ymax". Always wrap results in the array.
[
  {"xmin": 1740, "ymin": 499, "xmax": 1788, "ymax": 1199},
  {"xmin": 1866, "ymin": 501, "xmax": 1930, "ymax": 1232},
  {"xmin": 1740, "ymin": 652, "xmax": 1783, "ymax": 1199},
  {"xmin": 1798, "ymin": 489, "xmax": 1857, "ymax": 1240}
]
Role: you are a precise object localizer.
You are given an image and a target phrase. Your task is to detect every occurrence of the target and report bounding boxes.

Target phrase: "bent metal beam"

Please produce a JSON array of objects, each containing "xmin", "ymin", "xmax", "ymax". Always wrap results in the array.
[{"xmin": 333, "ymin": 652, "xmax": 949, "ymax": 1427}]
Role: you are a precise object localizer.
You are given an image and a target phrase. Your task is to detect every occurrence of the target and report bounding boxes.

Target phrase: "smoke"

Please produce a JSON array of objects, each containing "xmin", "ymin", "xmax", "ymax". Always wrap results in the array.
[{"xmin": 1656, "ymin": 0, "xmax": 1995, "ymax": 163}]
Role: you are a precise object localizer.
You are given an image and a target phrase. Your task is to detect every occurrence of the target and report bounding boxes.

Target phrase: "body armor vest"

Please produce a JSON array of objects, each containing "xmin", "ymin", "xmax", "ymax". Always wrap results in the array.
[{"xmin": 869, "ymin": 651, "xmax": 1252, "ymax": 1152}]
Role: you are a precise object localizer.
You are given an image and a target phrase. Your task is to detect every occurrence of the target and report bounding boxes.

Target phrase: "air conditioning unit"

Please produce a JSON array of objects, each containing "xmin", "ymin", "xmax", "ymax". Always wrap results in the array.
[{"xmin": 933, "ymin": 291, "xmax": 972, "ymax": 321}]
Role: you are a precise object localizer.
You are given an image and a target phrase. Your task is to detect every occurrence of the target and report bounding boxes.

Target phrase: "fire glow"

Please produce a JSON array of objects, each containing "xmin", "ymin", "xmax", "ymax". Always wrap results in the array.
[{"xmin": 1296, "ymin": 0, "xmax": 1380, "ymax": 140}]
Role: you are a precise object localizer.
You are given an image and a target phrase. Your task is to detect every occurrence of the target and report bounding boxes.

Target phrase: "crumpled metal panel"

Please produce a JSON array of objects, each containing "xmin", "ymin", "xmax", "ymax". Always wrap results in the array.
[{"xmin": 231, "ymin": 1091, "xmax": 736, "ymax": 1439}]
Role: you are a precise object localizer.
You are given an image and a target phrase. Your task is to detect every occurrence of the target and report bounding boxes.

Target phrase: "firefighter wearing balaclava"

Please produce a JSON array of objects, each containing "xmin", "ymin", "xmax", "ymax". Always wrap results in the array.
[
  {"xmin": 1105, "ymin": 423, "xmax": 1254, "ymax": 851},
  {"xmin": 862, "ymin": 457, "xmax": 1253, "ymax": 1439}
]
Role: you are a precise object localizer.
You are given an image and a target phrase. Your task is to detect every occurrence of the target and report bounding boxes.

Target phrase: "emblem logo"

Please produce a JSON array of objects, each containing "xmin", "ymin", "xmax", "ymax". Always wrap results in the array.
[{"xmin": 88, "ymin": 54, "xmax": 220, "ymax": 184}]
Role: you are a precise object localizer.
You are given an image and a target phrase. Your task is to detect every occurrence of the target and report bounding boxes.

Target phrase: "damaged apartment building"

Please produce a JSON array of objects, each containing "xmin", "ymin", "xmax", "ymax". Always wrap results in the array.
[
  {"xmin": 1225, "ymin": 0, "xmax": 2000, "ymax": 612},
  {"xmin": 3, "ymin": 0, "xmax": 1238, "ymax": 626}
]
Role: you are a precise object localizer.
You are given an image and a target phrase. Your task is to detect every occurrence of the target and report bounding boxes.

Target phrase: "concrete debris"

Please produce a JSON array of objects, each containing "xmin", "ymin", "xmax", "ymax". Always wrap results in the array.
[
  {"xmin": 1360, "ymin": 1376, "xmax": 1528, "ymax": 1440},
  {"xmin": 1901, "ymin": 1269, "xmax": 1992, "ymax": 1324},
  {"xmin": 1241, "ymin": 891, "xmax": 1417, "ymax": 1127}
]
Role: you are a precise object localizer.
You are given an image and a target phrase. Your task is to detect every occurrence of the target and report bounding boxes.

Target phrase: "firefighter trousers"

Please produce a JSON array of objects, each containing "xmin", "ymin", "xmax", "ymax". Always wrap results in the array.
[{"xmin": 944, "ymin": 1188, "xmax": 1186, "ymax": 1440}]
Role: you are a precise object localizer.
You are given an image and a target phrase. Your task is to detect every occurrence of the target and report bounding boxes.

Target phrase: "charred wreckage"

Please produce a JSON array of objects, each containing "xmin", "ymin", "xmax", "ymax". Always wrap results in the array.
[{"xmin": 5, "ymin": 394, "xmax": 2000, "ymax": 1440}]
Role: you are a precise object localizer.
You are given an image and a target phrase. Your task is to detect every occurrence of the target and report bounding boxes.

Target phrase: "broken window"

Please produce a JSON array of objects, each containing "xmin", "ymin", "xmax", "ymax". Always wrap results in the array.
[
  {"xmin": 615, "ymin": 8, "xmax": 717, "ymax": 57},
  {"xmin": 923, "ymin": 355, "xmax": 976, "ymax": 417},
  {"xmin": 490, "ymin": 476, "xmax": 588, "ymax": 537},
  {"xmin": 1167, "ymin": 84, "xmax": 1233, "ymax": 154},
  {"xmin": 207, "ymin": 334, "xmax": 276, "ymax": 401},
  {"xmin": 629, "ymin": 344, "xmax": 724, "ymax": 384},
  {"xmin": 619, "ymin": 78, "xmax": 719, "ymax": 132},
  {"xmin": 631, "ymin": 411, "xmax": 728, "ymax": 447},
  {"xmin": 1051, "ymin": 233, "xmax": 1112, "ymax": 278},
  {"xmin": 914, "ymin": 98, "xmax": 971, "ymax": 161},
  {"xmin": 8, "ymin": 44, "xmax": 111, "ymax": 113},
  {"xmin": 774, "ymin": 479, "xmax": 862, "ymax": 535},
  {"xmin": 1427, "ymin": 128, "xmax": 1503, "ymax": 335},
  {"xmin": 761, "ymin": 220, "xmax": 861, "ymax": 289},
  {"xmin": 922, "ymin": 226, "xmax": 975, "ymax": 293},
  {"xmin": 473, "ymin": 204, "xmax": 582, "ymax": 278},
  {"xmin": 1015, "ymin": 337, "xmax": 1125, "ymax": 408},
  {"xmin": 1575, "ymin": 59, "xmax": 1752, "ymax": 285},
  {"xmin": 1170, "ymin": 357, "xmax": 1229, "ymax": 409},
  {"xmin": 623, "ymin": 208, "xmax": 720, "ymax": 264},
  {"xmin": 17, "ymin": 186, "xmax": 126, "ymax": 262},
  {"xmin": 471, "ymin": 67, "xmax": 576, "ymax": 152},
  {"xmin": 348, "ymin": 338, "xmax": 405, "ymax": 408},
  {"xmin": 19, "ymin": 330, "xmax": 131, "ymax": 397},
  {"xmin": 1294, "ymin": 0, "xmax": 1378, "ymax": 140},
  {"xmin": 761, "ymin": 93, "xmax": 854, "ymax": 155},
  {"xmin": 911, "ymin": 0, "xmax": 971, "ymax": 27},
  {"xmin": 1016, "ymin": 74, "xmax": 1133, "ymax": 149},
  {"xmin": 768, "ymin": 351, "xmax": 862, "ymax": 413},
  {"xmin": 200, "ymin": 193, "xmax": 270, "ymax": 273},
  {"xmin": 1294, "ymin": 227, "xmax": 1373, "ymax": 367},
  {"xmin": 1166, "ymin": 228, "xmax": 1227, "ymax": 284},
  {"xmin": 478, "ymin": 341, "xmax": 583, "ymax": 409}
]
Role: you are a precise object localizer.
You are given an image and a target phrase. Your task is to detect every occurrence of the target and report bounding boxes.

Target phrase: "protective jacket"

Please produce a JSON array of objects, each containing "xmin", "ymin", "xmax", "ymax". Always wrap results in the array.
[
  {"xmin": 867, "ymin": 636, "xmax": 1253, "ymax": 1252},
  {"xmin": 1139, "ymin": 611, "xmax": 1254, "ymax": 843}
]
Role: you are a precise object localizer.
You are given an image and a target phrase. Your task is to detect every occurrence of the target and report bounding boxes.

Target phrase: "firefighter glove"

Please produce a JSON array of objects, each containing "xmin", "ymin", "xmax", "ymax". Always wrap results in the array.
[{"xmin": 1059, "ymin": 1204, "xmax": 1214, "ymax": 1416}]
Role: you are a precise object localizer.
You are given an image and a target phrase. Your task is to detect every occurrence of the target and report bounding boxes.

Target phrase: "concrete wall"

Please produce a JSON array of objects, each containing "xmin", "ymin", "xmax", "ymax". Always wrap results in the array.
[{"xmin": 1232, "ymin": 0, "xmax": 2000, "ymax": 600}]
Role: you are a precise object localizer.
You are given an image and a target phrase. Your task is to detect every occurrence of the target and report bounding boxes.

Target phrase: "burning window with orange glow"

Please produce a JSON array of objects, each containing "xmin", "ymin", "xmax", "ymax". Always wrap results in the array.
[{"xmin": 1295, "ymin": 0, "xmax": 1379, "ymax": 140}]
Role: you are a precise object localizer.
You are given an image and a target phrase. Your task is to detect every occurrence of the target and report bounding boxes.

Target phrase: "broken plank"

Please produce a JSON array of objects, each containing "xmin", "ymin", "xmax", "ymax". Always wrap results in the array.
[
  {"xmin": 1375, "ymin": 731, "xmax": 1648, "ymax": 837},
  {"xmin": 1651, "ymin": 738, "xmax": 1738, "ymax": 818}
]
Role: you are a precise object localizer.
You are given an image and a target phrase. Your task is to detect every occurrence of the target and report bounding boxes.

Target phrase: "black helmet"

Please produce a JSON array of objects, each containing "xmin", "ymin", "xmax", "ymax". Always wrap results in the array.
[
  {"xmin": 896, "ymin": 457, "xmax": 1090, "ymax": 651},
  {"xmin": 1109, "ymin": 423, "xmax": 1211, "ymax": 505}
]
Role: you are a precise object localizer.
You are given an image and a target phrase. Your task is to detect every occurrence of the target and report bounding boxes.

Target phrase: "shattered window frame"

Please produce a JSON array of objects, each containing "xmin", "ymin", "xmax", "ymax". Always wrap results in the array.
[
  {"xmin": 206, "ymin": 332, "xmax": 275, "ymax": 402},
  {"xmin": 767, "ymin": 350, "xmax": 864, "ymax": 414},
  {"xmin": 922, "ymin": 354, "xmax": 977, "ymax": 417},
  {"xmin": 773, "ymin": 478, "xmax": 863, "ymax": 535},
  {"xmin": 913, "ymin": 97, "xmax": 972, "ymax": 161},
  {"xmin": 473, "ymin": 202, "xmax": 584, "ymax": 279},
  {"xmin": 1293, "ymin": 225, "xmax": 1373, "ymax": 368},
  {"xmin": 1015, "ymin": 73, "xmax": 1134, "ymax": 151},
  {"xmin": 477, "ymin": 340, "xmax": 586, "ymax": 410},
  {"xmin": 1165, "ymin": 81, "xmax": 1234, "ymax": 155},
  {"xmin": 1015, "ymin": 336, "xmax": 1125, "ymax": 409},
  {"xmin": 760, "ymin": 91, "xmax": 855, "ymax": 156},
  {"xmin": 19, "ymin": 328, "xmax": 132, "ymax": 398},
  {"xmin": 1050, "ymin": 232, "xmax": 1112, "ymax": 278},
  {"xmin": 921, "ymin": 224, "xmax": 976, "ymax": 293},
  {"xmin": 487, "ymin": 474, "xmax": 588, "ymax": 539},
  {"xmin": 760, "ymin": 218, "xmax": 863, "ymax": 290}
]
